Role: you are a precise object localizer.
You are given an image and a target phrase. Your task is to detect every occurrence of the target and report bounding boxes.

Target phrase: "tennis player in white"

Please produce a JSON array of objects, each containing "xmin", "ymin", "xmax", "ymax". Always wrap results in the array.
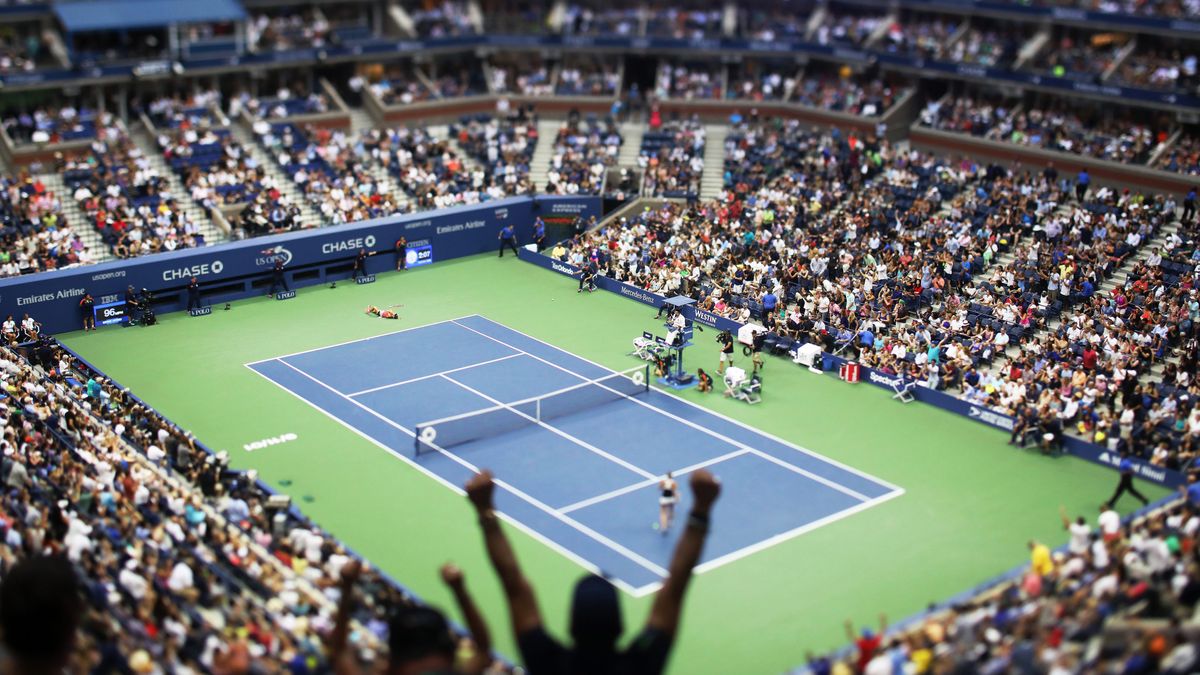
[{"xmin": 656, "ymin": 472, "xmax": 679, "ymax": 534}]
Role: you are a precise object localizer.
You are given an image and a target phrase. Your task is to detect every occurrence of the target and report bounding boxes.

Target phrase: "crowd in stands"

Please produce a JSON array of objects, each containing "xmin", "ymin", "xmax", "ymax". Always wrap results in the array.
[
  {"xmin": 64, "ymin": 131, "xmax": 206, "ymax": 258},
  {"xmin": 545, "ymin": 115, "xmax": 622, "ymax": 195},
  {"xmin": 259, "ymin": 123, "xmax": 405, "ymax": 225},
  {"xmin": 231, "ymin": 89, "xmax": 331, "ymax": 121},
  {"xmin": 158, "ymin": 123, "xmax": 271, "ymax": 214},
  {"xmin": 488, "ymin": 56, "xmax": 553, "ymax": 96},
  {"xmin": 878, "ymin": 16, "xmax": 962, "ymax": 61},
  {"xmin": 556, "ymin": 57, "xmax": 620, "ymax": 97},
  {"xmin": 727, "ymin": 64, "xmax": 797, "ymax": 101},
  {"xmin": 550, "ymin": 114, "xmax": 1196, "ymax": 474},
  {"xmin": 978, "ymin": 105, "xmax": 1164, "ymax": 165},
  {"xmin": 0, "ymin": 331, "xmax": 518, "ymax": 672},
  {"xmin": 945, "ymin": 25, "xmax": 1023, "ymax": 68},
  {"xmin": 410, "ymin": 1, "xmax": 476, "ymax": 37},
  {"xmin": 645, "ymin": 7, "xmax": 722, "ymax": 39},
  {"xmin": 1035, "ymin": 31, "xmax": 1126, "ymax": 81},
  {"xmin": 807, "ymin": 498, "xmax": 1200, "ymax": 673},
  {"xmin": 920, "ymin": 94, "xmax": 1019, "ymax": 138},
  {"xmin": 453, "ymin": 113, "xmax": 538, "ymax": 197},
  {"xmin": 740, "ymin": 6, "xmax": 807, "ymax": 43},
  {"xmin": 0, "ymin": 174, "xmax": 90, "ymax": 276},
  {"xmin": 0, "ymin": 23, "xmax": 44, "ymax": 73},
  {"xmin": 813, "ymin": 11, "xmax": 886, "ymax": 47},
  {"xmin": 3, "ymin": 106, "xmax": 106, "ymax": 145},
  {"xmin": 792, "ymin": 75, "xmax": 899, "ymax": 116},
  {"xmin": 1116, "ymin": 49, "xmax": 1199, "ymax": 91},
  {"xmin": 369, "ymin": 65, "xmax": 438, "ymax": 106},
  {"xmin": 640, "ymin": 117, "xmax": 705, "ymax": 198},
  {"xmin": 363, "ymin": 124, "xmax": 479, "ymax": 210},
  {"xmin": 562, "ymin": 4, "xmax": 641, "ymax": 36},
  {"xmin": 1041, "ymin": 0, "xmax": 1199, "ymax": 16},
  {"xmin": 248, "ymin": 9, "xmax": 333, "ymax": 52},
  {"xmin": 142, "ymin": 90, "xmax": 224, "ymax": 130},
  {"xmin": 1157, "ymin": 132, "xmax": 1200, "ymax": 175},
  {"xmin": 655, "ymin": 62, "xmax": 722, "ymax": 100}
]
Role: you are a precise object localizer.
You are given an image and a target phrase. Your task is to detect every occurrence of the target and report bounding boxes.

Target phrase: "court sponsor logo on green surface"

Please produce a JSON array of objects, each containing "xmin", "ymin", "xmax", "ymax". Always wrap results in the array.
[{"xmin": 244, "ymin": 433, "xmax": 298, "ymax": 452}]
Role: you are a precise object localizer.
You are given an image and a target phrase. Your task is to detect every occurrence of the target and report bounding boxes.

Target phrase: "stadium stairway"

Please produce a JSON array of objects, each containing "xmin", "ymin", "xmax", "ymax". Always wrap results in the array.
[
  {"xmin": 349, "ymin": 108, "xmax": 413, "ymax": 212},
  {"xmin": 699, "ymin": 123, "xmax": 727, "ymax": 200},
  {"xmin": 528, "ymin": 118, "xmax": 563, "ymax": 191},
  {"xmin": 230, "ymin": 124, "xmax": 324, "ymax": 229},
  {"xmin": 130, "ymin": 128, "xmax": 229, "ymax": 247},
  {"xmin": 39, "ymin": 171, "xmax": 113, "ymax": 264},
  {"xmin": 616, "ymin": 121, "xmax": 643, "ymax": 168}
]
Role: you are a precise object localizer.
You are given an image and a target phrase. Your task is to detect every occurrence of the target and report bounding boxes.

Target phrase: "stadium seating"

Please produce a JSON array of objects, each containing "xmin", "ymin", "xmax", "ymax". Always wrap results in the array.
[{"xmin": 1, "ymin": 2, "xmax": 1200, "ymax": 670}]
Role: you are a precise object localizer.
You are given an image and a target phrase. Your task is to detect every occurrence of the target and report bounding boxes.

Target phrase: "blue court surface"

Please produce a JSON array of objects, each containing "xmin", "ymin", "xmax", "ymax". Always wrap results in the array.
[{"xmin": 247, "ymin": 315, "xmax": 903, "ymax": 595}]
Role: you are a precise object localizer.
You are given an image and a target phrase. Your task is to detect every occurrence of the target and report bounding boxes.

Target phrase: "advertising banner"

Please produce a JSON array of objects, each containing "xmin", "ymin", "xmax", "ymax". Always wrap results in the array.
[{"xmin": 0, "ymin": 196, "xmax": 599, "ymax": 334}]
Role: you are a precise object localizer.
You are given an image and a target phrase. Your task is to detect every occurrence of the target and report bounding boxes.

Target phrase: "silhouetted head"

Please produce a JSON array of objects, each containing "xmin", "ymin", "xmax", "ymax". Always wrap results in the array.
[{"xmin": 570, "ymin": 574, "xmax": 622, "ymax": 650}]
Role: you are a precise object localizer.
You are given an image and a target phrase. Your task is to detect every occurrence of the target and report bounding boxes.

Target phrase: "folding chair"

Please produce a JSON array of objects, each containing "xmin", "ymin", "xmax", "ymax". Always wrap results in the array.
[
  {"xmin": 630, "ymin": 331, "xmax": 663, "ymax": 362},
  {"xmin": 891, "ymin": 377, "xmax": 917, "ymax": 403}
]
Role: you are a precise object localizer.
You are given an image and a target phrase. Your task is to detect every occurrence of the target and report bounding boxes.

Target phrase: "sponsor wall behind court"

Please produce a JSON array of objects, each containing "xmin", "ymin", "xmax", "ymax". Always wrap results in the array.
[{"xmin": 0, "ymin": 196, "xmax": 601, "ymax": 335}]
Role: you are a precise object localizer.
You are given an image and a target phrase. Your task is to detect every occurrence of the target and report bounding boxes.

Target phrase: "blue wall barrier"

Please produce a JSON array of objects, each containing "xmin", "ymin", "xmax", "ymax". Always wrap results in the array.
[
  {"xmin": 516, "ymin": 248, "xmax": 745, "ymax": 333},
  {"xmin": 518, "ymin": 247, "xmax": 1184, "ymax": 488},
  {"xmin": 0, "ymin": 195, "xmax": 601, "ymax": 335}
]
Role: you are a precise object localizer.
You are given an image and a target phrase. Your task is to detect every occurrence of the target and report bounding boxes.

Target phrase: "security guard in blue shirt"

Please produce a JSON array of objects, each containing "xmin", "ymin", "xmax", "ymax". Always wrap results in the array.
[
  {"xmin": 533, "ymin": 217, "xmax": 547, "ymax": 251},
  {"xmin": 1108, "ymin": 452, "xmax": 1150, "ymax": 508},
  {"xmin": 498, "ymin": 223, "xmax": 519, "ymax": 257}
]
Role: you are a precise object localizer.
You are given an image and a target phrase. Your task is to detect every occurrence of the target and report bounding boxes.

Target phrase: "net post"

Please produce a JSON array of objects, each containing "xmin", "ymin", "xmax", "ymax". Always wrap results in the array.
[{"xmin": 643, "ymin": 363, "xmax": 650, "ymax": 392}]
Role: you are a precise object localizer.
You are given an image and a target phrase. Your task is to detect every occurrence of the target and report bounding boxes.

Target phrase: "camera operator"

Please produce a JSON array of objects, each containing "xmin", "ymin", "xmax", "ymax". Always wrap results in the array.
[
  {"xmin": 124, "ymin": 285, "xmax": 142, "ymax": 324},
  {"xmin": 137, "ymin": 288, "xmax": 156, "ymax": 326}
]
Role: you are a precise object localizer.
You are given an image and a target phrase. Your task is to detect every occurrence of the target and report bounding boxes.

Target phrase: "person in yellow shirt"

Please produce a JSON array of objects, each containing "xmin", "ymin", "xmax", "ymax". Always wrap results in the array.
[{"xmin": 1029, "ymin": 539, "xmax": 1054, "ymax": 576}]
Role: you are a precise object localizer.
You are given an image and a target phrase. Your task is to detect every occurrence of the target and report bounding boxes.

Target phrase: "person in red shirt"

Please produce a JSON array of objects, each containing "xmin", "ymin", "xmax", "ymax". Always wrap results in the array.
[
  {"xmin": 1082, "ymin": 346, "xmax": 1099, "ymax": 370},
  {"xmin": 844, "ymin": 615, "xmax": 887, "ymax": 673}
]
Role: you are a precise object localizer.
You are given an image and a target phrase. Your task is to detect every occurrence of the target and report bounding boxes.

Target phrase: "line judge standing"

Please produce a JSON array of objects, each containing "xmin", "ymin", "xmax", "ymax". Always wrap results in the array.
[{"xmin": 498, "ymin": 223, "xmax": 519, "ymax": 257}]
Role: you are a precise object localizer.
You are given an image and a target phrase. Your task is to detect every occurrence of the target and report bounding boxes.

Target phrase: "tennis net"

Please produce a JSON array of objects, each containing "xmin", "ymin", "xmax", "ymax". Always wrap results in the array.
[{"xmin": 414, "ymin": 363, "xmax": 650, "ymax": 455}]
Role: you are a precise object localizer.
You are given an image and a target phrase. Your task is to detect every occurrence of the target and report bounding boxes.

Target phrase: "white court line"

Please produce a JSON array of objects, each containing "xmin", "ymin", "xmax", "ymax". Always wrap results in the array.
[
  {"xmin": 623, "ymin": 488, "xmax": 908, "ymax": 598},
  {"xmin": 456, "ymin": 315, "xmax": 905, "ymax": 494},
  {"xmin": 248, "ymin": 316, "xmax": 907, "ymax": 594},
  {"xmin": 347, "ymin": 353, "xmax": 525, "ymax": 397},
  {"xmin": 262, "ymin": 358, "xmax": 669, "ymax": 579},
  {"xmin": 747, "ymin": 449, "xmax": 870, "ymax": 500},
  {"xmin": 243, "ymin": 315, "xmax": 481, "ymax": 366},
  {"xmin": 450, "ymin": 318, "xmax": 874, "ymax": 503},
  {"xmin": 558, "ymin": 448, "xmax": 750, "ymax": 514},
  {"xmin": 242, "ymin": 361, "xmax": 641, "ymax": 596},
  {"xmin": 437, "ymin": 373, "xmax": 658, "ymax": 481}
]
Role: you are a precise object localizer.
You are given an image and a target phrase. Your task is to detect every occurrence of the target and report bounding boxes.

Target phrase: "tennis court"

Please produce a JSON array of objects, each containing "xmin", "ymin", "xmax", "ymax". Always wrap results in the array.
[{"xmin": 247, "ymin": 314, "xmax": 903, "ymax": 594}]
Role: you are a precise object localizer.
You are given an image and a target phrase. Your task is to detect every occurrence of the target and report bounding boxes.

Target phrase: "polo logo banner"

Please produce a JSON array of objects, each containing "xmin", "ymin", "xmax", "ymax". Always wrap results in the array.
[
  {"xmin": 838, "ymin": 362, "xmax": 860, "ymax": 383},
  {"xmin": 276, "ymin": 290, "xmax": 296, "ymax": 300},
  {"xmin": 355, "ymin": 275, "xmax": 376, "ymax": 285},
  {"xmin": 189, "ymin": 307, "xmax": 212, "ymax": 317}
]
